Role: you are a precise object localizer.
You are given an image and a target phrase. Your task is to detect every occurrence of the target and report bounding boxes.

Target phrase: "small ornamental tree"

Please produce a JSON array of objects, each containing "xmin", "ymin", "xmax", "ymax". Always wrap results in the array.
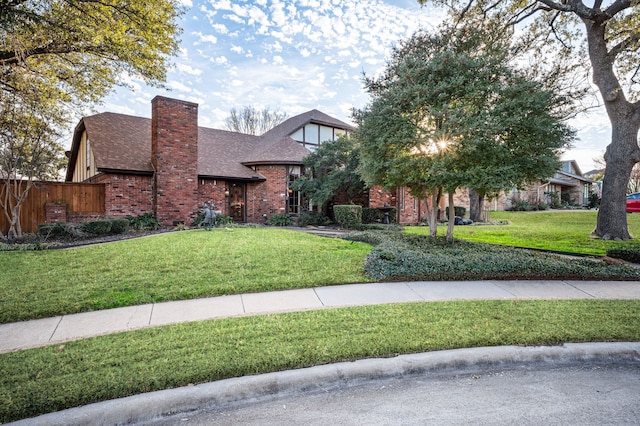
[
  {"xmin": 292, "ymin": 136, "xmax": 366, "ymax": 215},
  {"xmin": 353, "ymin": 25, "xmax": 575, "ymax": 240}
]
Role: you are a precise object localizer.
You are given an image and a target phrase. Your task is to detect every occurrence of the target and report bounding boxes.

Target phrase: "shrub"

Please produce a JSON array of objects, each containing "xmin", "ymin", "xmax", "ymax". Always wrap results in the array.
[
  {"xmin": 346, "ymin": 231, "xmax": 640, "ymax": 281},
  {"xmin": 267, "ymin": 213, "xmax": 293, "ymax": 226},
  {"xmin": 606, "ymin": 248, "xmax": 640, "ymax": 264},
  {"xmin": 362, "ymin": 207, "xmax": 397, "ymax": 224},
  {"xmin": 297, "ymin": 211, "xmax": 332, "ymax": 226},
  {"xmin": 109, "ymin": 218, "xmax": 130, "ymax": 234},
  {"xmin": 38, "ymin": 223, "xmax": 68, "ymax": 238},
  {"xmin": 127, "ymin": 213, "xmax": 160, "ymax": 230},
  {"xmin": 81, "ymin": 220, "xmax": 112, "ymax": 235},
  {"xmin": 334, "ymin": 205, "xmax": 362, "ymax": 228},
  {"xmin": 215, "ymin": 214, "xmax": 234, "ymax": 226},
  {"xmin": 445, "ymin": 206, "xmax": 466, "ymax": 219}
]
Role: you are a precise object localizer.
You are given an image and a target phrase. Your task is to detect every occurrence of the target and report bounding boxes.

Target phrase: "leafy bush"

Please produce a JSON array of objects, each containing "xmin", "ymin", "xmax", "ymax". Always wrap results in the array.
[
  {"xmin": 127, "ymin": 213, "xmax": 160, "ymax": 230},
  {"xmin": 362, "ymin": 207, "xmax": 397, "ymax": 224},
  {"xmin": 267, "ymin": 213, "xmax": 293, "ymax": 226},
  {"xmin": 81, "ymin": 220, "xmax": 112, "ymax": 235},
  {"xmin": 346, "ymin": 231, "xmax": 640, "ymax": 281},
  {"xmin": 109, "ymin": 218, "xmax": 130, "ymax": 234},
  {"xmin": 445, "ymin": 206, "xmax": 466, "ymax": 218},
  {"xmin": 216, "ymin": 214, "xmax": 234, "ymax": 226},
  {"xmin": 38, "ymin": 223, "xmax": 69, "ymax": 238},
  {"xmin": 588, "ymin": 191, "xmax": 600, "ymax": 209},
  {"xmin": 606, "ymin": 248, "xmax": 640, "ymax": 264},
  {"xmin": 334, "ymin": 205, "xmax": 362, "ymax": 228},
  {"xmin": 297, "ymin": 211, "xmax": 332, "ymax": 226}
]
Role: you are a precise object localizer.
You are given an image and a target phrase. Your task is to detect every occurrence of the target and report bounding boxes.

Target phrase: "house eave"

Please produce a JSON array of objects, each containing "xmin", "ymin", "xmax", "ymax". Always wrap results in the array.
[{"xmin": 198, "ymin": 174, "xmax": 266, "ymax": 182}]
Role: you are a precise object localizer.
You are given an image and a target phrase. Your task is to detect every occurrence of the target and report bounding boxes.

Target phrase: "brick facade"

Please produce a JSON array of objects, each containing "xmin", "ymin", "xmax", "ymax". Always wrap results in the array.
[
  {"xmin": 89, "ymin": 173, "xmax": 153, "ymax": 218},
  {"xmin": 247, "ymin": 165, "xmax": 289, "ymax": 222},
  {"xmin": 151, "ymin": 96, "xmax": 199, "ymax": 226},
  {"xmin": 44, "ymin": 203, "xmax": 67, "ymax": 224}
]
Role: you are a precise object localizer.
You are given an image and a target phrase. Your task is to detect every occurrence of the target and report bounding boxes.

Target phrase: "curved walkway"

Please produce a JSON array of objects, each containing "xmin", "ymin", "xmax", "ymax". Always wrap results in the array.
[{"xmin": 2, "ymin": 279, "xmax": 640, "ymax": 353}]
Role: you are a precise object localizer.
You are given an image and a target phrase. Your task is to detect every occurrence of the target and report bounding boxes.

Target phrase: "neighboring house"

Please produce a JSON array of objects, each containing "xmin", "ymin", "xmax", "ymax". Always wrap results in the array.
[
  {"xmin": 507, "ymin": 160, "xmax": 594, "ymax": 208},
  {"xmin": 66, "ymin": 96, "xmax": 407, "ymax": 225}
]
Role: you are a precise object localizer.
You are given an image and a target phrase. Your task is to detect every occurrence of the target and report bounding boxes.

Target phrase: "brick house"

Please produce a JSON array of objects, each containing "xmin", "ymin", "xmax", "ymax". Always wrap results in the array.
[
  {"xmin": 505, "ymin": 160, "xmax": 594, "ymax": 208},
  {"xmin": 66, "ymin": 96, "xmax": 421, "ymax": 225}
]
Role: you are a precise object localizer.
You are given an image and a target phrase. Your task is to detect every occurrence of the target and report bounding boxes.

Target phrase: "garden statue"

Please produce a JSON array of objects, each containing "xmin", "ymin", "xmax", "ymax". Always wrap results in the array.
[{"xmin": 200, "ymin": 201, "xmax": 216, "ymax": 230}]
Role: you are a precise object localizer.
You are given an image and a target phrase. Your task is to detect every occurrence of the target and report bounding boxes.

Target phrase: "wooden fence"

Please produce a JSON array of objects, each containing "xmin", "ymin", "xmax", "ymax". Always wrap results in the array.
[{"xmin": 1, "ymin": 181, "xmax": 105, "ymax": 235}]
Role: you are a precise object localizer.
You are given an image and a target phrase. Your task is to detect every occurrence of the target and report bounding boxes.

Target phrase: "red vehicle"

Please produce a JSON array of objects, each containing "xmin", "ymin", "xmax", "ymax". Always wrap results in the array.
[{"xmin": 626, "ymin": 193, "xmax": 640, "ymax": 213}]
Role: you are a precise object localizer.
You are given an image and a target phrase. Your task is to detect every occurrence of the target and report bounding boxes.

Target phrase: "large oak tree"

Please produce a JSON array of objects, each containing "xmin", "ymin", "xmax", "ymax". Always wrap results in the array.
[
  {"xmin": 417, "ymin": 0, "xmax": 640, "ymax": 239},
  {"xmin": 353, "ymin": 25, "xmax": 575, "ymax": 239}
]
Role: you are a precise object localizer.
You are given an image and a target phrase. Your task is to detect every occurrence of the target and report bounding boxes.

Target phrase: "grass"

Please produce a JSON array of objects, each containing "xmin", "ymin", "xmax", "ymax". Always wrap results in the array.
[
  {"xmin": 406, "ymin": 210, "xmax": 640, "ymax": 256},
  {"xmin": 0, "ymin": 228, "xmax": 371, "ymax": 324},
  {"xmin": 2, "ymin": 299, "xmax": 639, "ymax": 423}
]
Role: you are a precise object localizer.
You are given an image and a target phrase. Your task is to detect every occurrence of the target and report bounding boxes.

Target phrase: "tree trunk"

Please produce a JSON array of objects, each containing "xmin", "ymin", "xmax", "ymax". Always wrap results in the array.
[
  {"xmin": 429, "ymin": 191, "xmax": 439, "ymax": 237},
  {"xmin": 584, "ymin": 18, "xmax": 640, "ymax": 239},
  {"xmin": 468, "ymin": 188, "xmax": 486, "ymax": 222},
  {"xmin": 594, "ymin": 123, "xmax": 639, "ymax": 239},
  {"xmin": 446, "ymin": 192, "xmax": 455, "ymax": 241}
]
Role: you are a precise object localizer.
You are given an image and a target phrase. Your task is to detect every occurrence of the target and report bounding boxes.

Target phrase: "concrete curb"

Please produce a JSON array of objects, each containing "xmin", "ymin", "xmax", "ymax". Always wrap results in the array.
[{"xmin": 11, "ymin": 342, "xmax": 640, "ymax": 426}]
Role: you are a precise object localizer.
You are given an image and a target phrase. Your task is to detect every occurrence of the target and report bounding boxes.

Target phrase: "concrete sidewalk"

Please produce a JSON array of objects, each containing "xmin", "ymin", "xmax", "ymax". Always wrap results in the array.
[{"xmin": 2, "ymin": 279, "xmax": 640, "ymax": 354}]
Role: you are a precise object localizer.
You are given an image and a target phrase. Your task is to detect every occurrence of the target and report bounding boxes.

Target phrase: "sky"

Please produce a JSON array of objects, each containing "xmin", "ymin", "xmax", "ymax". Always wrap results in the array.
[{"xmin": 93, "ymin": 0, "xmax": 612, "ymax": 172}]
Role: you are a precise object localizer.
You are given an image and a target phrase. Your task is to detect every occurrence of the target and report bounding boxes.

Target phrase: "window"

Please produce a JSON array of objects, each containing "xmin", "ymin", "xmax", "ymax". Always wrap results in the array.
[
  {"xmin": 86, "ymin": 138, "xmax": 91, "ymax": 169},
  {"xmin": 287, "ymin": 166, "xmax": 301, "ymax": 214}
]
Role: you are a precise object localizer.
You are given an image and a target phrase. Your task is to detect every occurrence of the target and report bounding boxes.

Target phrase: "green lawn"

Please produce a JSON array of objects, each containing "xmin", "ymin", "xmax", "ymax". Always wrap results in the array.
[
  {"xmin": 0, "ymin": 228, "xmax": 371, "ymax": 323},
  {"xmin": 2, "ymin": 217, "xmax": 640, "ymax": 422},
  {"xmin": 406, "ymin": 210, "xmax": 640, "ymax": 255},
  {"xmin": 2, "ymin": 299, "xmax": 639, "ymax": 423}
]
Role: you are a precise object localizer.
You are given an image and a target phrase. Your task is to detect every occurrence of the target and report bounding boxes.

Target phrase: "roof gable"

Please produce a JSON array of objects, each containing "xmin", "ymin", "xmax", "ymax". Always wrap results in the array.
[{"xmin": 261, "ymin": 109, "xmax": 354, "ymax": 139}]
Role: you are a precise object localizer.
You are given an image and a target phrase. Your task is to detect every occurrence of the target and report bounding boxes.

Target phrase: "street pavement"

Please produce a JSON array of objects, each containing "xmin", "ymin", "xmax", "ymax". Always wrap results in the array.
[{"xmin": 4, "ymin": 280, "xmax": 640, "ymax": 425}]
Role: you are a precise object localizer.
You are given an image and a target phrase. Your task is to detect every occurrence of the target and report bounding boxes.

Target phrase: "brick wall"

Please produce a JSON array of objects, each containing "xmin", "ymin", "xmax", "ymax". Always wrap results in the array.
[
  {"xmin": 198, "ymin": 178, "xmax": 229, "ymax": 217},
  {"xmin": 44, "ymin": 203, "xmax": 67, "ymax": 224},
  {"xmin": 247, "ymin": 165, "xmax": 288, "ymax": 223},
  {"xmin": 90, "ymin": 173, "xmax": 153, "ymax": 218},
  {"xmin": 152, "ymin": 96, "xmax": 199, "ymax": 226}
]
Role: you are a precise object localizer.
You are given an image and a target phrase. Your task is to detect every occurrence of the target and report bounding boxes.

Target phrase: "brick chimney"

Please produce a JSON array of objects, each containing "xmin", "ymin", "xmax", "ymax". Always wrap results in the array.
[{"xmin": 151, "ymin": 96, "xmax": 199, "ymax": 226}]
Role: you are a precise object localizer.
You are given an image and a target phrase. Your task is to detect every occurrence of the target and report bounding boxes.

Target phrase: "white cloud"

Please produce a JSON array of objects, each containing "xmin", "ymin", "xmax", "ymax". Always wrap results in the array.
[
  {"xmin": 176, "ymin": 63, "xmax": 203, "ymax": 76},
  {"xmin": 211, "ymin": 23, "xmax": 229, "ymax": 34},
  {"xmin": 192, "ymin": 32, "xmax": 217, "ymax": 45},
  {"xmin": 168, "ymin": 80, "xmax": 192, "ymax": 92},
  {"xmin": 213, "ymin": 56, "xmax": 228, "ymax": 65}
]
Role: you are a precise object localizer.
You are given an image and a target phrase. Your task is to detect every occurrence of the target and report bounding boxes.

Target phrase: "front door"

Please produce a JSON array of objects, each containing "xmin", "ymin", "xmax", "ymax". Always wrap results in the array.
[{"xmin": 228, "ymin": 182, "xmax": 245, "ymax": 222}]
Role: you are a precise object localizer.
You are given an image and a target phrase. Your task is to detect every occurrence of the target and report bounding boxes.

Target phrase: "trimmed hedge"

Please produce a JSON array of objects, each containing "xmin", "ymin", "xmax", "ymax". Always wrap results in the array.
[
  {"xmin": 606, "ymin": 248, "xmax": 640, "ymax": 264},
  {"xmin": 109, "ymin": 219, "xmax": 130, "ymax": 234},
  {"xmin": 81, "ymin": 220, "xmax": 112, "ymax": 235},
  {"xmin": 334, "ymin": 205, "xmax": 362, "ymax": 228},
  {"xmin": 39, "ymin": 218, "xmax": 130, "ymax": 239},
  {"xmin": 346, "ymin": 231, "xmax": 640, "ymax": 281}
]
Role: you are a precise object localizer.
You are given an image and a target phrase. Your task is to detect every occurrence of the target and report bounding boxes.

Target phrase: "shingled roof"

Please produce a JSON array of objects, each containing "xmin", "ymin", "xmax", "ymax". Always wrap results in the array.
[{"xmin": 66, "ymin": 109, "xmax": 350, "ymax": 182}]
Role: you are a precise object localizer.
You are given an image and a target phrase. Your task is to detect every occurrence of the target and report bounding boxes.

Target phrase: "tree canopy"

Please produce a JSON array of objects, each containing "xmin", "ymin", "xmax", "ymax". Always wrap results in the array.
[
  {"xmin": 1, "ymin": 0, "xmax": 182, "ymax": 104},
  {"xmin": 416, "ymin": 0, "xmax": 640, "ymax": 239},
  {"xmin": 292, "ymin": 136, "xmax": 366, "ymax": 213},
  {"xmin": 0, "ymin": 0, "xmax": 183, "ymax": 239},
  {"xmin": 353, "ymin": 25, "xmax": 575, "ymax": 238}
]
